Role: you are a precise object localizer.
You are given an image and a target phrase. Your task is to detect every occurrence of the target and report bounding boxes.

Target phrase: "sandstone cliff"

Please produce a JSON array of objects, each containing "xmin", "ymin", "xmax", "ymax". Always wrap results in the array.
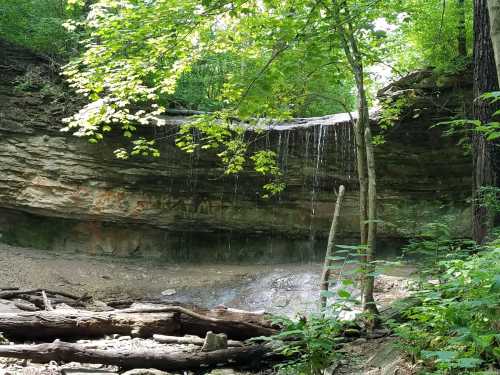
[{"xmin": 0, "ymin": 40, "xmax": 472, "ymax": 260}]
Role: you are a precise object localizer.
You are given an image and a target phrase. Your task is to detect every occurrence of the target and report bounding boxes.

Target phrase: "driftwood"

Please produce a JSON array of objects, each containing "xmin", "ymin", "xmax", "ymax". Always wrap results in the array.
[
  {"xmin": 201, "ymin": 331, "xmax": 227, "ymax": 351},
  {"xmin": 153, "ymin": 334, "xmax": 243, "ymax": 347},
  {"xmin": 0, "ymin": 305, "xmax": 275, "ymax": 340},
  {"xmin": 0, "ymin": 309, "xmax": 180, "ymax": 340},
  {"xmin": 0, "ymin": 289, "xmax": 86, "ymax": 310},
  {"xmin": 0, "ymin": 289, "xmax": 81, "ymax": 301},
  {"xmin": 121, "ymin": 306, "xmax": 275, "ymax": 339},
  {"xmin": 41, "ymin": 291, "xmax": 53, "ymax": 311},
  {"xmin": 0, "ymin": 340, "xmax": 273, "ymax": 371},
  {"xmin": 9, "ymin": 294, "xmax": 68, "ymax": 310},
  {"xmin": 12, "ymin": 301, "xmax": 38, "ymax": 312}
]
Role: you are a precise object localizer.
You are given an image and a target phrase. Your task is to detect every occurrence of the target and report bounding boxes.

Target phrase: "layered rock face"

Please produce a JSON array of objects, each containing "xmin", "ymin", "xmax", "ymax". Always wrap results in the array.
[{"xmin": 0, "ymin": 40, "xmax": 472, "ymax": 261}]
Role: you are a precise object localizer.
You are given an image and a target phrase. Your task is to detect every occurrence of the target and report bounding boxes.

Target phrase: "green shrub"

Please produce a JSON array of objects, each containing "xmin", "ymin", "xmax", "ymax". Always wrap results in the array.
[
  {"xmin": 402, "ymin": 221, "xmax": 478, "ymax": 279},
  {"xmin": 261, "ymin": 314, "xmax": 344, "ymax": 375},
  {"xmin": 393, "ymin": 243, "xmax": 500, "ymax": 374}
]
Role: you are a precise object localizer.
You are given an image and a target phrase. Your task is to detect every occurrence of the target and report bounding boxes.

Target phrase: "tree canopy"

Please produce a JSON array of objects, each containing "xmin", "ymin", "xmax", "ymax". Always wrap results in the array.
[{"xmin": 8, "ymin": 0, "xmax": 459, "ymax": 181}]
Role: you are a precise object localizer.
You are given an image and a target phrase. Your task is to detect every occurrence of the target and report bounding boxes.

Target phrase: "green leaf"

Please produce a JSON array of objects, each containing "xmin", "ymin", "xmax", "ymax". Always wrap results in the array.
[
  {"xmin": 490, "ymin": 274, "xmax": 500, "ymax": 292},
  {"xmin": 337, "ymin": 289, "xmax": 351, "ymax": 299},
  {"xmin": 474, "ymin": 334, "xmax": 494, "ymax": 349},
  {"xmin": 486, "ymin": 131, "xmax": 500, "ymax": 140},
  {"xmin": 422, "ymin": 351, "xmax": 458, "ymax": 362},
  {"xmin": 456, "ymin": 357, "xmax": 483, "ymax": 368},
  {"xmin": 327, "ymin": 256, "xmax": 345, "ymax": 261}
]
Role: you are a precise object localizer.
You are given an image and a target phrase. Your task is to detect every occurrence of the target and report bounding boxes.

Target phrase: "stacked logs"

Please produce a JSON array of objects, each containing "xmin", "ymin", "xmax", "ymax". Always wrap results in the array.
[{"xmin": 0, "ymin": 289, "xmax": 278, "ymax": 371}]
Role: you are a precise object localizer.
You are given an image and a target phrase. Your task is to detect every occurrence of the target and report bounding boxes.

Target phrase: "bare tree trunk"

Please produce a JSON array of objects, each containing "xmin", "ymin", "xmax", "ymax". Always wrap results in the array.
[
  {"xmin": 362, "ymin": 125, "xmax": 379, "ymax": 315},
  {"xmin": 458, "ymin": 0, "xmax": 468, "ymax": 56},
  {"xmin": 472, "ymin": 0, "xmax": 499, "ymax": 244},
  {"xmin": 320, "ymin": 185, "xmax": 346, "ymax": 310},
  {"xmin": 350, "ymin": 47, "xmax": 378, "ymax": 315},
  {"xmin": 353, "ymin": 105, "xmax": 369, "ymax": 247},
  {"xmin": 487, "ymin": 0, "xmax": 500, "ymax": 85},
  {"xmin": 336, "ymin": 11, "xmax": 368, "ymax": 247},
  {"xmin": 331, "ymin": 0, "xmax": 378, "ymax": 316}
]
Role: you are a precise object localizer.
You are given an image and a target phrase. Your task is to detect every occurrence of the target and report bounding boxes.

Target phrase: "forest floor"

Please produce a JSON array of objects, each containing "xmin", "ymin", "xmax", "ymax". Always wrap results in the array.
[{"xmin": 0, "ymin": 243, "xmax": 418, "ymax": 374}]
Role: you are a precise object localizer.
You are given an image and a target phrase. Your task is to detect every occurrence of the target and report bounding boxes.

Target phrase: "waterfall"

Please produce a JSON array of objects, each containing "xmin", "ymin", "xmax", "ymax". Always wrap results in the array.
[
  {"xmin": 276, "ymin": 129, "xmax": 291, "ymax": 174},
  {"xmin": 311, "ymin": 124, "xmax": 328, "ymax": 217},
  {"xmin": 211, "ymin": 113, "xmax": 360, "ymax": 246}
]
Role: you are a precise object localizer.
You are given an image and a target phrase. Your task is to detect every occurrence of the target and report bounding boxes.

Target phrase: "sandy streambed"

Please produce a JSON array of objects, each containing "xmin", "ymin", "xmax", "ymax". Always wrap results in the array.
[{"xmin": 0, "ymin": 243, "xmax": 414, "ymax": 316}]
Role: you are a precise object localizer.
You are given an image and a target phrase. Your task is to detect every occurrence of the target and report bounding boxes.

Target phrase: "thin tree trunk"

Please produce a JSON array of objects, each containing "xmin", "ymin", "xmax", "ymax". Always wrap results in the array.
[
  {"xmin": 487, "ymin": 0, "xmax": 500, "ymax": 85},
  {"xmin": 472, "ymin": 0, "xmax": 499, "ymax": 244},
  {"xmin": 337, "ymin": 16, "xmax": 368, "ymax": 247},
  {"xmin": 320, "ymin": 185, "xmax": 346, "ymax": 310},
  {"xmin": 458, "ymin": 0, "xmax": 467, "ymax": 56},
  {"xmin": 331, "ymin": 0, "xmax": 378, "ymax": 315},
  {"xmin": 362, "ymin": 125, "xmax": 379, "ymax": 315},
  {"xmin": 349, "ymin": 40, "xmax": 378, "ymax": 315},
  {"xmin": 354, "ymin": 116, "xmax": 369, "ymax": 247}
]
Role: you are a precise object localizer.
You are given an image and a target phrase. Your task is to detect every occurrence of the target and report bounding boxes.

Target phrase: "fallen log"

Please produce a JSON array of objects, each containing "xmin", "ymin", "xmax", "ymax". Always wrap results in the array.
[
  {"xmin": 12, "ymin": 301, "xmax": 38, "ymax": 312},
  {"xmin": 122, "ymin": 306, "xmax": 276, "ymax": 340},
  {"xmin": 0, "ymin": 289, "xmax": 87, "ymax": 310},
  {"xmin": 0, "ymin": 289, "xmax": 81, "ymax": 301},
  {"xmin": 0, "ymin": 306, "xmax": 275, "ymax": 340},
  {"xmin": 8, "ymin": 294, "xmax": 63, "ymax": 310},
  {"xmin": 0, "ymin": 309, "xmax": 180, "ymax": 340},
  {"xmin": 0, "ymin": 340, "xmax": 273, "ymax": 371}
]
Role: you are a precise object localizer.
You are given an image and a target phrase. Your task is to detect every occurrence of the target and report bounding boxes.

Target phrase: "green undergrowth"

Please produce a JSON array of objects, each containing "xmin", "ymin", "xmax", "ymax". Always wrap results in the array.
[
  {"xmin": 392, "ymin": 237, "xmax": 500, "ymax": 374},
  {"xmin": 263, "ymin": 315, "xmax": 345, "ymax": 375},
  {"xmin": 257, "ymin": 244, "xmax": 388, "ymax": 375},
  {"xmin": 260, "ymin": 230, "xmax": 499, "ymax": 375}
]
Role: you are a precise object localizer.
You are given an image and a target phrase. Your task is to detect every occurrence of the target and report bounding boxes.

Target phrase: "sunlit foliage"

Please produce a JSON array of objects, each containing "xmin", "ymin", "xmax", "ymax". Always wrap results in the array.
[{"xmin": 0, "ymin": 0, "xmax": 84, "ymax": 57}]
